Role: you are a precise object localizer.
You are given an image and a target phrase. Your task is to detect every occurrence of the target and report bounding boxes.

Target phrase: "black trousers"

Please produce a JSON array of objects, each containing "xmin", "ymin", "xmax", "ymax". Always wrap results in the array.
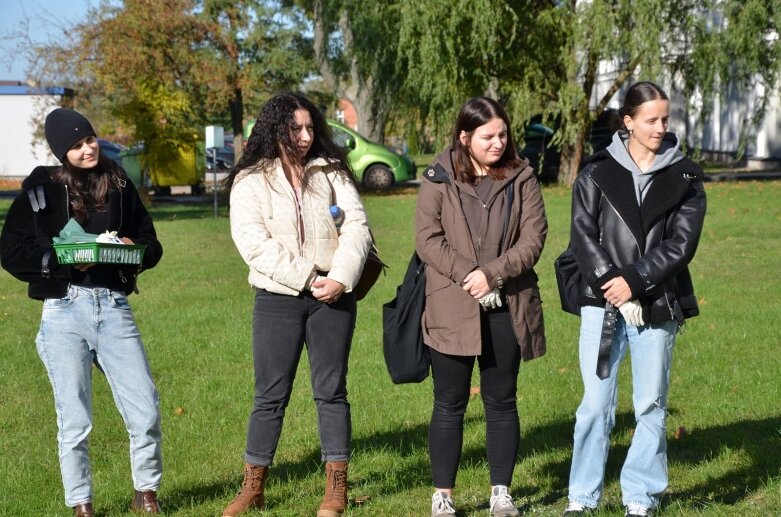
[
  {"xmin": 429, "ymin": 309, "xmax": 521, "ymax": 488},
  {"xmin": 245, "ymin": 289, "xmax": 356, "ymax": 466}
]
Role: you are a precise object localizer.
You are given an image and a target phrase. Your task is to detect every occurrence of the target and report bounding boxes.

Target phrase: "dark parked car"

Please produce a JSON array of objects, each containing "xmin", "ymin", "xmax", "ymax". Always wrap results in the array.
[
  {"xmin": 520, "ymin": 109, "xmax": 620, "ymax": 183},
  {"xmin": 205, "ymin": 138, "xmax": 235, "ymax": 170},
  {"xmin": 98, "ymin": 139, "xmax": 126, "ymax": 165}
]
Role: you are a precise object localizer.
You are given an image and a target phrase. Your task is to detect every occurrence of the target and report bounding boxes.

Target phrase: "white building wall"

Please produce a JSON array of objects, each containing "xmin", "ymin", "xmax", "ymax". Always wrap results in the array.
[
  {"xmin": 589, "ymin": 59, "xmax": 781, "ymax": 164},
  {"xmin": 0, "ymin": 94, "xmax": 60, "ymax": 178}
]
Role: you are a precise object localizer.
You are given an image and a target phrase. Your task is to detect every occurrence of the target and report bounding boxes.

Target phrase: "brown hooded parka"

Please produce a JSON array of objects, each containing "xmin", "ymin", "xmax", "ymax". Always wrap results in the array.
[{"xmin": 415, "ymin": 148, "xmax": 548, "ymax": 360}]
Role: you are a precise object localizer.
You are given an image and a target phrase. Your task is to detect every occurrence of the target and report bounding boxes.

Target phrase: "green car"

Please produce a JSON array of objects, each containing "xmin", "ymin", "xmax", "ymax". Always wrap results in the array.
[{"xmin": 327, "ymin": 120, "xmax": 417, "ymax": 189}]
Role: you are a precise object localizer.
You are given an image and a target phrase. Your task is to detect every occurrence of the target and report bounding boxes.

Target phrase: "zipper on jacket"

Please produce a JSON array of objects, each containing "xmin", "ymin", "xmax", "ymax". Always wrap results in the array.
[
  {"xmin": 117, "ymin": 182, "xmax": 124, "ymax": 229},
  {"xmin": 601, "ymin": 193, "xmax": 642, "ymax": 256},
  {"xmin": 588, "ymin": 175, "xmax": 642, "ymax": 256},
  {"xmin": 64, "ymin": 184, "xmax": 71, "ymax": 220}
]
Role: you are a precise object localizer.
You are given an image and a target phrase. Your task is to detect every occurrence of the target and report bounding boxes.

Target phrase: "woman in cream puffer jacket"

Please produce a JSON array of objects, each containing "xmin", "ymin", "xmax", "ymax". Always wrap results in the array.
[
  {"xmin": 222, "ymin": 92, "xmax": 371, "ymax": 517},
  {"xmin": 230, "ymin": 157, "xmax": 370, "ymax": 295}
]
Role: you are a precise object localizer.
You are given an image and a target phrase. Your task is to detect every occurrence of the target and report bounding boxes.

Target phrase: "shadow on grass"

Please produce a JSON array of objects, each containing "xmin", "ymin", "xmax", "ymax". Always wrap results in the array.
[
  {"xmin": 155, "ymin": 412, "xmax": 781, "ymax": 513},
  {"xmin": 156, "ymin": 417, "xmax": 449, "ymax": 511},
  {"xmin": 667, "ymin": 415, "xmax": 781, "ymax": 506},
  {"xmin": 501, "ymin": 411, "xmax": 781, "ymax": 512}
]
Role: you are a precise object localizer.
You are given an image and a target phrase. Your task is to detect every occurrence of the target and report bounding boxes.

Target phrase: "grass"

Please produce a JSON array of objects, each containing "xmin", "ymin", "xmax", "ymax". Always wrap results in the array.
[{"xmin": 1, "ymin": 181, "xmax": 780, "ymax": 516}]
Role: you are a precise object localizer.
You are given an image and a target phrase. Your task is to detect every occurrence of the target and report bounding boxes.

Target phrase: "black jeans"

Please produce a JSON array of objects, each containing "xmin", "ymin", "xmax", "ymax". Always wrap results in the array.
[
  {"xmin": 245, "ymin": 289, "xmax": 356, "ymax": 466},
  {"xmin": 429, "ymin": 309, "xmax": 521, "ymax": 488}
]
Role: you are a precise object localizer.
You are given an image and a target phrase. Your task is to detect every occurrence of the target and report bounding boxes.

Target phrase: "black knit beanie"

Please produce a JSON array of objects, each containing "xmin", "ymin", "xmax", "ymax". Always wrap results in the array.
[{"xmin": 44, "ymin": 108, "xmax": 97, "ymax": 162}]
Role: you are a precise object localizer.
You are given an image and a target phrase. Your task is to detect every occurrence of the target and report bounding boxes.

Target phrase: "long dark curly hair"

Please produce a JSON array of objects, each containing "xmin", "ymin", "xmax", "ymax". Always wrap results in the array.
[
  {"xmin": 50, "ymin": 150, "xmax": 125, "ymax": 225},
  {"xmin": 225, "ymin": 92, "xmax": 353, "ymax": 195},
  {"xmin": 450, "ymin": 97, "xmax": 522, "ymax": 183}
]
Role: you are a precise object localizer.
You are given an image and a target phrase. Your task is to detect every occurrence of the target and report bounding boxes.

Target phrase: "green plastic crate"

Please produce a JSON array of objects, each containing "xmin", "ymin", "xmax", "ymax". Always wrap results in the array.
[{"xmin": 53, "ymin": 243, "xmax": 147, "ymax": 265}]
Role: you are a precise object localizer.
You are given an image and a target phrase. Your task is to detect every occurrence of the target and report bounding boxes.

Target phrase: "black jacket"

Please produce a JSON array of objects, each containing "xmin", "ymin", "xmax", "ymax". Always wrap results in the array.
[
  {"xmin": 570, "ymin": 152, "xmax": 706, "ymax": 324},
  {"xmin": 1, "ymin": 165, "xmax": 163, "ymax": 300}
]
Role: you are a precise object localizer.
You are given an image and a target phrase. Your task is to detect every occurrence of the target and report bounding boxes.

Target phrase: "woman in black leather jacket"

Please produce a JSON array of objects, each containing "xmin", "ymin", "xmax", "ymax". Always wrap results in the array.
[{"xmin": 562, "ymin": 82, "xmax": 706, "ymax": 517}]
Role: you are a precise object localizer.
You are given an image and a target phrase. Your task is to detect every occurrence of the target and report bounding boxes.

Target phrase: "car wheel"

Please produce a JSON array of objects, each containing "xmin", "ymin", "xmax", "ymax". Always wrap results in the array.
[
  {"xmin": 363, "ymin": 165, "xmax": 394, "ymax": 189},
  {"xmin": 153, "ymin": 185, "xmax": 171, "ymax": 196}
]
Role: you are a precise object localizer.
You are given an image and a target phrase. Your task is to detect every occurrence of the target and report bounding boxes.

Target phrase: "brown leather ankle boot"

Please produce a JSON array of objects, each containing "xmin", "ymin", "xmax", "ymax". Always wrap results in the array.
[
  {"xmin": 131, "ymin": 490, "xmax": 161, "ymax": 514},
  {"xmin": 316, "ymin": 461, "xmax": 348, "ymax": 517},
  {"xmin": 72, "ymin": 501, "xmax": 94, "ymax": 517},
  {"xmin": 222, "ymin": 463, "xmax": 268, "ymax": 516}
]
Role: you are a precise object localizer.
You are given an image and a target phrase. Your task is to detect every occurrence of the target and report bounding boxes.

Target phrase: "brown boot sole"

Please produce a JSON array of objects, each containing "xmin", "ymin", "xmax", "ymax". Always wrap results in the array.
[
  {"xmin": 316, "ymin": 510, "xmax": 343, "ymax": 517},
  {"xmin": 223, "ymin": 501, "xmax": 263, "ymax": 517}
]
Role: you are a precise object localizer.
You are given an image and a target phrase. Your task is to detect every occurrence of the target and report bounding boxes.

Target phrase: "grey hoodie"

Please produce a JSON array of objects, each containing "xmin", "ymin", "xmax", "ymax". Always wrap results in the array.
[{"xmin": 605, "ymin": 130, "xmax": 685, "ymax": 204}]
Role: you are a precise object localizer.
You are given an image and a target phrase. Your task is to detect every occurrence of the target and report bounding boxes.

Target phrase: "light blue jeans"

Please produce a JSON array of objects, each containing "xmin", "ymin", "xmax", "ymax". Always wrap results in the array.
[
  {"xmin": 568, "ymin": 305, "xmax": 677, "ymax": 510},
  {"xmin": 35, "ymin": 286, "xmax": 162, "ymax": 507}
]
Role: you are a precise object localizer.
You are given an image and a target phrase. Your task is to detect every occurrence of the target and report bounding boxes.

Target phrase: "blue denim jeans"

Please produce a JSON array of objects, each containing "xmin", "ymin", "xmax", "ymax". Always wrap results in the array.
[
  {"xmin": 245, "ymin": 289, "xmax": 356, "ymax": 466},
  {"xmin": 568, "ymin": 305, "xmax": 677, "ymax": 510},
  {"xmin": 35, "ymin": 286, "xmax": 162, "ymax": 507}
]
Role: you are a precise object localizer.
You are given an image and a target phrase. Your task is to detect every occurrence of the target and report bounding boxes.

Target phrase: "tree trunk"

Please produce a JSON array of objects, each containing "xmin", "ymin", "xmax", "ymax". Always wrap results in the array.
[
  {"xmin": 312, "ymin": 0, "xmax": 384, "ymax": 143},
  {"xmin": 352, "ymin": 81, "xmax": 384, "ymax": 143},
  {"xmin": 559, "ymin": 126, "xmax": 587, "ymax": 187},
  {"xmin": 229, "ymin": 86, "xmax": 244, "ymax": 162}
]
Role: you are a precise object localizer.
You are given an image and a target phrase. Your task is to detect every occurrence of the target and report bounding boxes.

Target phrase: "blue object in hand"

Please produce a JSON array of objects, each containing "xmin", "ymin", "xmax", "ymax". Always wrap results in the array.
[{"xmin": 330, "ymin": 205, "xmax": 344, "ymax": 228}]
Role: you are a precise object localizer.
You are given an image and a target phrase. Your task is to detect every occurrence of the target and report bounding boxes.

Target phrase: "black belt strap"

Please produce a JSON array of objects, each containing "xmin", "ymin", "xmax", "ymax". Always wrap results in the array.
[{"xmin": 596, "ymin": 303, "xmax": 617, "ymax": 379}]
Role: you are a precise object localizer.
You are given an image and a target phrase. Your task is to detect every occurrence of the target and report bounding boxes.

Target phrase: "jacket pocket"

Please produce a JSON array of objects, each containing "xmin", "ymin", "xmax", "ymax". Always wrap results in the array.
[
  {"xmin": 513, "ymin": 289, "xmax": 544, "ymax": 345},
  {"xmin": 425, "ymin": 280, "xmax": 472, "ymax": 330},
  {"xmin": 425, "ymin": 269, "xmax": 451, "ymax": 296}
]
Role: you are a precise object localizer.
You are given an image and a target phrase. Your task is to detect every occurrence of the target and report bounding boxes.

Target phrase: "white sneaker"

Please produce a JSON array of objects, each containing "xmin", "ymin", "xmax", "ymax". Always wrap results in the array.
[
  {"xmin": 625, "ymin": 504, "xmax": 651, "ymax": 516},
  {"xmin": 431, "ymin": 491, "xmax": 456, "ymax": 517},
  {"xmin": 489, "ymin": 485, "xmax": 520, "ymax": 516},
  {"xmin": 563, "ymin": 501, "xmax": 591, "ymax": 515}
]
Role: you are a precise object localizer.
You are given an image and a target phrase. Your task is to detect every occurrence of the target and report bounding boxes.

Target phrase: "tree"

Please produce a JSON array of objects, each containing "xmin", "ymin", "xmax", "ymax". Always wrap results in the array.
[
  {"xmin": 14, "ymin": 0, "xmax": 316, "ymax": 171},
  {"xmin": 398, "ymin": 0, "xmax": 781, "ymax": 185},
  {"xmin": 198, "ymin": 0, "xmax": 314, "ymax": 156},
  {"xmin": 87, "ymin": 0, "xmax": 213, "ymax": 170},
  {"xmin": 289, "ymin": 0, "xmax": 404, "ymax": 142},
  {"xmin": 18, "ymin": 0, "xmax": 212, "ymax": 172},
  {"xmin": 552, "ymin": 0, "xmax": 781, "ymax": 185}
]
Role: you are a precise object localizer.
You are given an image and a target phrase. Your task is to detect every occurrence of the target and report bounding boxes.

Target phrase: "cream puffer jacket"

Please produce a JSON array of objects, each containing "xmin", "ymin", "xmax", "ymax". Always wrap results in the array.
[{"xmin": 230, "ymin": 157, "xmax": 372, "ymax": 296}]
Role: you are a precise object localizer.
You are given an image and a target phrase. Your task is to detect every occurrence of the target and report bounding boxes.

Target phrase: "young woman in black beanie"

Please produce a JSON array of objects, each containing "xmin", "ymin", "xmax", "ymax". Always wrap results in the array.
[{"xmin": 0, "ymin": 108, "xmax": 164, "ymax": 517}]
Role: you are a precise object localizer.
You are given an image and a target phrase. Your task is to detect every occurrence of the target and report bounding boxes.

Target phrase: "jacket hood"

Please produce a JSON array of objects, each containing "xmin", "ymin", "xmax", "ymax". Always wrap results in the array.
[
  {"xmin": 21, "ymin": 165, "xmax": 57, "ymax": 190},
  {"xmin": 422, "ymin": 146, "xmax": 533, "ymax": 185},
  {"xmin": 606, "ymin": 130, "xmax": 684, "ymax": 175}
]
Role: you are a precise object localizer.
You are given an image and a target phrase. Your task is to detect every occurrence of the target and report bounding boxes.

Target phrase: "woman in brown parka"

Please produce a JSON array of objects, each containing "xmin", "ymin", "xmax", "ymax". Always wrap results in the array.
[{"xmin": 415, "ymin": 97, "xmax": 548, "ymax": 517}]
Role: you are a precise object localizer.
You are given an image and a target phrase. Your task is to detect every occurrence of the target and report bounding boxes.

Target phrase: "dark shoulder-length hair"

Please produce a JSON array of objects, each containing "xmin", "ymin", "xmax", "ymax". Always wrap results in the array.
[
  {"xmin": 619, "ymin": 81, "xmax": 669, "ymax": 130},
  {"xmin": 450, "ymin": 96, "xmax": 522, "ymax": 183},
  {"xmin": 225, "ymin": 92, "xmax": 353, "ymax": 194},
  {"xmin": 50, "ymin": 150, "xmax": 125, "ymax": 225}
]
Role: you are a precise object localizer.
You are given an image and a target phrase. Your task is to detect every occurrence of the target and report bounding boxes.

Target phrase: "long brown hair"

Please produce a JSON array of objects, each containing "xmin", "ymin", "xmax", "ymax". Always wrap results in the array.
[
  {"xmin": 50, "ymin": 152, "xmax": 125, "ymax": 224},
  {"xmin": 450, "ymin": 97, "xmax": 522, "ymax": 183}
]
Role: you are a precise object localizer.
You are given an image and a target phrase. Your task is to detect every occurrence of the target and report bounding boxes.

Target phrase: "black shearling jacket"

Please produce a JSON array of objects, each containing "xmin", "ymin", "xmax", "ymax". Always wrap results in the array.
[
  {"xmin": 570, "ymin": 151, "xmax": 706, "ymax": 324},
  {"xmin": 1, "ymin": 165, "xmax": 163, "ymax": 300}
]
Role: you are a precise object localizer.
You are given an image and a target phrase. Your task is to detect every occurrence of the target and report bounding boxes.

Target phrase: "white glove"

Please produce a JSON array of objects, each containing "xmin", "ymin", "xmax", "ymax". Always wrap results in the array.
[
  {"xmin": 478, "ymin": 288, "xmax": 503, "ymax": 310},
  {"xmin": 618, "ymin": 299, "xmax": 645, "ymax": 326}
]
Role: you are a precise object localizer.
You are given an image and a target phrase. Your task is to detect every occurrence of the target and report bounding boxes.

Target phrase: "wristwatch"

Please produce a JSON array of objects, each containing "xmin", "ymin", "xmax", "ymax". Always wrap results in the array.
[{"xmin": 496, "ymin": 274, "xmax": 504, "ymax": 289}]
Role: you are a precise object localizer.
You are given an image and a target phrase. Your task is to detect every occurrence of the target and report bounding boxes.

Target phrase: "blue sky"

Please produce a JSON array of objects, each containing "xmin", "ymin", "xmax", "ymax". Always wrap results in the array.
[{"xmin": 0, "ymin": 0, "xmax": 94, "ymax": 80}]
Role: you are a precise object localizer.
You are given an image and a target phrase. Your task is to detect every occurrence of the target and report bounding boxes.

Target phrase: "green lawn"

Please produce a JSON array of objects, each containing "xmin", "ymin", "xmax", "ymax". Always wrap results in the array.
[{"xmin": 1, "ymin": 181, "xmax": 780, "ymax": 516}]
